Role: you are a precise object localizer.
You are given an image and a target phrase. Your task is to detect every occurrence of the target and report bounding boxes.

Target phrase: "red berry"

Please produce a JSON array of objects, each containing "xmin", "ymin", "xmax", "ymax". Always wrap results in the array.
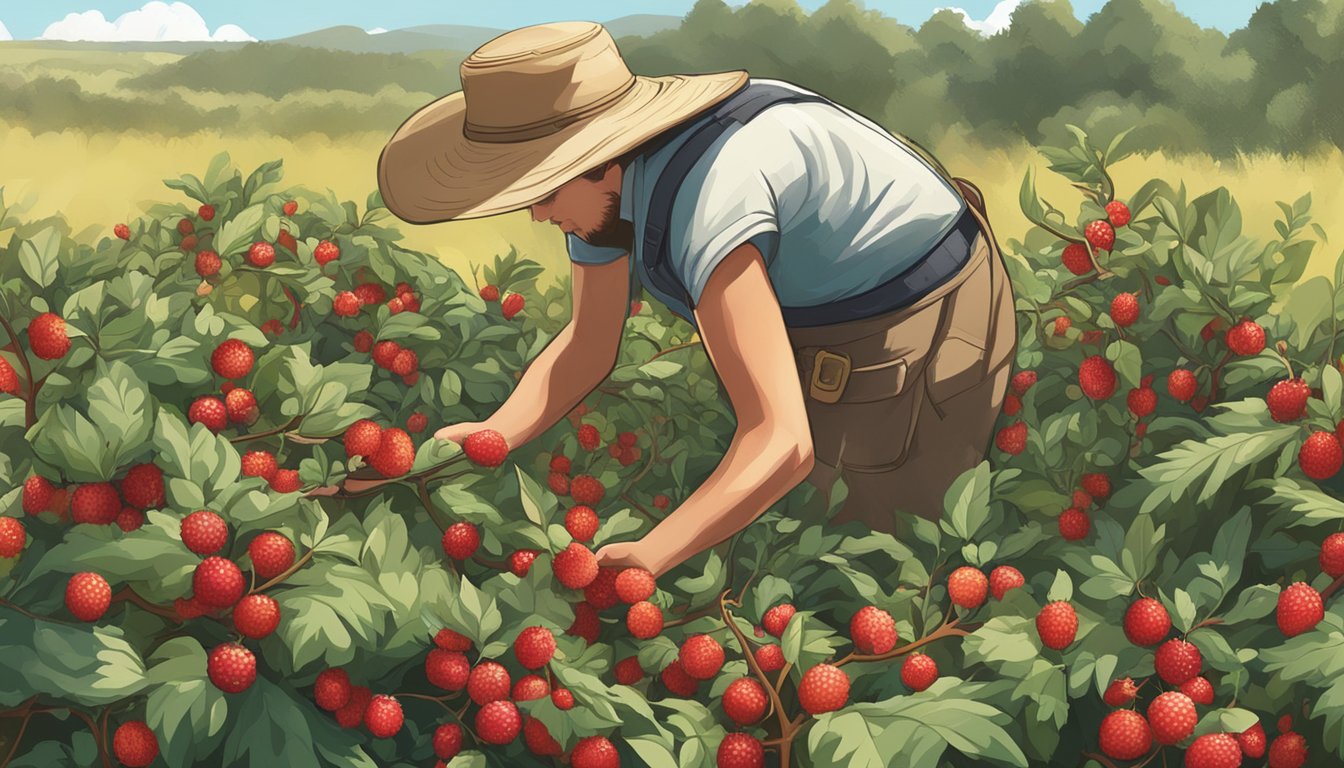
[
  {"xmin": 1268, "ymin": 731, "xmax": 1308, "ymax": 768},
  {"xmin": 1168, "ymin": 369, "xmax": 1198, "ymax": 402},
  {"xmin": 1085, "ymin": 220, "xmax": 1116, "ymax": 251},
  {"xmin": 475, "ymin": 701, "xmax": 522, "ymax": 745},
  {"xmin": 1298, "ymin": 432, "xmax": 1343, "ymax": 481},
  {"xmin": 1267, "ymin": 378, "xmax": 1311, "ymax": 422},
  {"xmin": 1185, "ymin": 733, "xmax": 1242, "ymax": 768},
  {"xmin": 755, "ymin": 644, "xmax": 785, "ymax": 672},
  {"xmin": 514, "ymin": 626, "xmax": 556, "ymax": 670},
  {"xmin": 1128, "ymin": 384, "xmax": 1158, "ymax": 418},
  {"xmin": 569, "ymin": 474, "xmax": 605, "ymax": 506},
  {"xmin": 1154, "ymin": 639, "xmax": 1202, "ymax": 685},
  {"xmin": 71, "ymin": 482, "xmax": 122, "ymax": 525},
  {"xmin": 1237, "ymin": 721, "xmax": 1267, "ymax": 759},
  {"xmin": 1276, "ymin": 581, "xmax": 1324, "ymax": 637},
  {"xmin": 0, "ymin": 518, "xmax": 26, "ymax": 558},
  {"xmin": 370, "ymin": 427, "xmax": 415, "ymax": 477},
  {"xmin": 314, "ymin": 668, "xmax": 352, "ymax": 711},
  {"xmin": 364, "ymin": 695, "xmax": 403, "ymax": 738},
  {"xmin": 426, "ymin": 649, "xmax": 470, "ymax": 691},
  {"xmin": 29, "ymin": 313, "xmax": 71, "ymax": 360},
  {"xmin": 501, "ymin": 293, "xmax": 525, "ymax": 320},
  {"xmin": 850, "ymin": 605, "xmax": 897, "ymax": 654},
  {"xmin": 947, "ymin": 566, "xmax": 988, "ymax": 609},
  {"xmin": 334, "ymin": 686, "xmax": 371, "ymax": 728},
  {"xmin": 522, "ymin": 716, "xmax": 562, "ymax": 756},
  {"xmin": 798, "ymin": 664, "xmax": 849, "ymax": 714},
  {"xmin": 1156, "ymin": 275, "xmax": 1172, "ymax": 285},
  {"xmin": 333, "ymin": 291, "xmax": 361, "ymax": 317},
  {"xmin": 1081, "ymin": 473, "xmax": 1112, "ymax": 499},
  {"xmin": 551, "ymin": 687, "xmax": 574, "ymax": 710},
  {"xmin": 763, "ymin": 603, "xmax": 796, "ymax": 637},
  {"xmin": 249, "ymin": 532, "xmax": 295, "ymax": 579},
  {"xmin": 901, "ymin": 653, "xmax": 938, "ymax": 692},
  {"xmin": 65, "ymin": 572, "xmax": 111, "ymax": 621},
  {"xmin": 1180, "ymin": 675, "xmax": 1214, "ymax": 705},
  {"xmin": 479, "ymin": 284, "xmax": 500, "ymax": 301},
  {"xmin": 509, "ymin": 549, "xmax": 539, "ymax": 577},
  {"xmin": 22, "ymin": 476, "xmax": 55, "ymax": 516},
  {"xmin": 434, "ymin": 628, "xmax": 472, "ymax": 651},
  {"xmin": 193, "ymin": 557, "xmax": 245, "ymax": 608},
  {"xmin": 275, "ymin": 230, "xmax": 295, "ymax": 254},
  {"xmin": 188, "ymin": 396, "xmax": 228, "ymax": 433},
  {"xmin": 352, "ymin": 330, "xmax": 374, "ymax": 352},
  {"xmin": 627, "ymin": 600, "xmax": 664, "ymax": 639},
  {"xmin": 583, "ymin": 566, "xmax": 620, "ymax": 609},
  {"xmin": 467, "ymin": 661, "xmax": 511, "ymax": 706},
  {"xmin": 114, "ymin": 223, "xmax": 131, "ymax": 240},
  {"xmin": 1225, "ymin": 320, "xmax": 1266, "ymax": 356},
  {"xmin": 1003, "ymin": 393, "xmax": 1022, "ymax": 416},
  {"xmin": 282, "ymin": 200, "xmax": 298, "ymax": 216},
  {"xmin": 233, "ymin": 593, "xmax": 280, "ymax": 639},
  {"xmin": 1099, "ymin": 709, "xmax": 1152, "ymax": 761},
  {"xmin": 680, "ymin": 634, "xmax": 726, "ymax": 680},
  {"xmin": 553, "ymin": 542, "xmax": 599, "ymax": 589},
  {"xmin": 441, "ymin": 522, "xmax": 480, "ymax": 560},
  {"xmin": 246, "ymin": 242, "xmax": 275, "ymax": 268},
  {"xmin": 548, "ymin": 471, "xmax": 570, "ymax": 495},
  {"xmin": 269, "ymin": 469, "xmax": 301, "ymax": 493},
  {"xmin": 1321, "ymin": 532, "xmax": 1344, "ymax": 577},
  {"xmin": 577, "ymin": 424, "xmax": 600, "ymax": 451},
  {"xmin": 717, "ymin": 733, "xmax": 765, "ymax": 768},
  {"xmin": 463, "ymin": 429, "xmax": 509, "ymax": 467},
  {"xmin": 0, "ymin": 357, "xmax": 18, "ymax": 395},
  {"xmin": 1103, "ymin": 676, "xmax": 1139, "ymax": 707},
  {"xmin": 571, "ymin": 736, "xmax": 619, "ymax": 768},
  {"xmin": 567, "ymin": 601, "xmax": 601, "ymax": 645},
  {"xmin": 1053, "ymin": 316, "xmax": 1072, "ymax": 336},
  {"xmin": 371, "ymin": 340, "xmax": 401, "ymax": 369},
  {"xmin": 314, "ymin": 240, "xmax": 340, "ymax": 266},
  {"xmin": 661, "ymin": 659, "xmax": 699, "ymax": 696},
  {"xmin": 1062, "ymin": 242, "xmax": 1093, "ymax": 275},
  {"xmin": 353, "ymin": 283, "xmax": 385, "ymax": 306},
  {"xmin": 996, "ymin": 422, "xmax": 1028, "ymax": 455},
  {"xmin": 565, "ymin": 505, "xmax": 600, "ymax": 542},
  {"xmin": 1079, "ymin": 355, "xmax": 1117, "ymax": 399},
  {"xmin": 388, "ymin": 349, "xmax": 417, "ymax": 377},
  {"xmin": 240, "ymin": 450, "xmax": 278, "ymax": 481},
  {"xmin": 616, "ymin": 567, "xmax": 656, "ymax": 604},
  {"xmin": 225, "ymin": 388, "xmax": 258, "ymax": 425},
  {"xmin": 1106, "ymin": 200, "xmax": 1132, "ymax": 227},
  {"xmin": 549, "ymin": 454, "xmax": 572, "ymax": 474},
  {"xmin": 207, "ymin": 643, "xmax": 256, "ymax": 693},
  {"xmin": 212, "ymin": 339, "xmax": 254, "ymax": 379},
  {"xmin": 1036, "ymin": 601, "xmax": 1078, "ymax": 650},
  {"xmin": 653, "ymin": 494, "xmax": 671, "ymax": 510},
  {"xmin": 1058, "ymin": 508, "xmax": 1091, "ymax": 540},
  {"xmin": 1011, "ymin": 370, "xmax": 1038, "ymax": 396},
  {"xmin": 1147, "ymin": 691, "xmax": 1197, "ymax": 745},
  {"xmin": 434, "ymin": 723, "xmax": 464, "ymax": 760},
  {"xmin": 112, "ymin": 721, "xmax": 159, "ymax": 768},
  {"xmin": 195, "ymin": 250, "xmax": 221, "ymax": 277},
  {"xmin": 343, "ymin": 419, "xmax": 383, "ymax": 458},
  {"xmin": 989, "ymin": 565, "xmax": 1025, "ymax": 600},
  {"xmin": 614, "ymin": 656, "xmax": 644, "ymax": 685},
  {"xmin": 722, "ymin": 677, "xmax": 767, "ymax": 725},
  {"xmin": 181, "ymin": 510, "xmax": 228, "ymax": 555},
  {"xmin": 405, "ymin": 412, "xmax": 428, "ymax": 434},
  {"xmin": 1123, "ymin": 597, "xmax": 1172, "ymax": 646}
]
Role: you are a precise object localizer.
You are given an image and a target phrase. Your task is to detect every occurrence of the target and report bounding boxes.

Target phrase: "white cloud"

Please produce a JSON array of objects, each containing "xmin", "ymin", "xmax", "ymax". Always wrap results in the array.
[
  {"xmin": 40, "ymin": 2, "xmax": 256, "ymax": 42},
  {"xmin": 0, "ymin": 20, "xmax": 11, "ymax": 41},
  {"xmin": 366, "ymin": 27, "xmax": 388, "ymax": 35},
  {"xmin": 935, "ymin": 0, "xmax": 1023, "ymax": 37}
]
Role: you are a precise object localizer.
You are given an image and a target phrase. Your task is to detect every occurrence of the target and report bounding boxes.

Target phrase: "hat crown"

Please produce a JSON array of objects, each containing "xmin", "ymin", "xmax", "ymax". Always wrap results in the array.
[{"xmin": 460, "ymin": 22, "xmax": 637, "ymax": 142}]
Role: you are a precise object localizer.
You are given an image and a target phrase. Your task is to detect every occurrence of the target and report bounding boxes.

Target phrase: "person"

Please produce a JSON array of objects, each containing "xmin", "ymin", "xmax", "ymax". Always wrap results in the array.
[{"xmin": 376, "ymin": 21, "xmax": 1017, "ymax": 579}]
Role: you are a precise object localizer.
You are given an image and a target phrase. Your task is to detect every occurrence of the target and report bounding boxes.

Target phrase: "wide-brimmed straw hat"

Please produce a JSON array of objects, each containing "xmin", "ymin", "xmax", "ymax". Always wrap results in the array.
[{"xmin": 376, "ymin": 21, "xmax": 749, "ymax": 224}]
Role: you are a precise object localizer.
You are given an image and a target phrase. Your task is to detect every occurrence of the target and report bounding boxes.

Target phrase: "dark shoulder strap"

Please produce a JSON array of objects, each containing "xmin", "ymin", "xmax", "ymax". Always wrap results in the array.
[{"xmin": 641, "ymin": 82, "xmax": 832, "ymax": 308}]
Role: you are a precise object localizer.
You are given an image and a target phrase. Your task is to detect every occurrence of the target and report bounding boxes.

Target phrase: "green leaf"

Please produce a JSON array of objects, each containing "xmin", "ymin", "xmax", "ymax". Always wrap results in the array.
[
  {"xmin": 943, "ymin": 462, "xmax": 992, "ymax": 541},
  {"xmin": 0, "ymin": 606, "xmax": 148, "ymax": 707},
  {"xmin": 26, "ymin": 511, "xmax": 198, "ymax": 601},
  {"xmin": 18, "ymin": 226, "xmax": 61, "ymax": 288},
  {"xmin": 86, "ymin": 359, "xmax": 154, "ymax": 471},
  {"xmin": 1105, "ymin": 340, "xmax": 1142, "ymax": 390},
  {"xmin": 1138, "ymin": 426, "xmax": 1299, "ymax": 515},
  {"xmin": 222, "ymin": 674, "xmax": 375, "ymax": 768},
  {"xmin": 1221, "ymin": 584, "xmax": 1279, "ymax": 625},
  {"xmin": 516, "ymin": 466, "xmax": 552, "ymax": 530},
  {"xmin": 28, "ymin": 403, "xmax": 110, "ymax": 481},
  {"xmin": 1259, "ymin": 477, "xmax": 1344, "ymax": 526},
  {"xmin": 1046, "ymin": 570, "xmax": 1073, "ymax": 602},
  {"xmin": 145, "ymin": 637, "xmax": 229, "ymax": 768},
  {"xmin": 1285, "ymin": 277, "xmax": 1335, "ymax": 348},
  {"xmin": 274, "ymin": 559, "xmax": 397, "ymax": 671},
  {"xmin": 214, "ymin": 204, "xmax": 265, "ymax": 257}
]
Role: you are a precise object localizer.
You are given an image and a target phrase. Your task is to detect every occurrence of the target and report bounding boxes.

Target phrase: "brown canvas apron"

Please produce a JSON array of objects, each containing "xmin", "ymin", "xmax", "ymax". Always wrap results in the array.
[{"xmin": 786, "ymin": 178, "xmax": 1017, "ymax": 531}]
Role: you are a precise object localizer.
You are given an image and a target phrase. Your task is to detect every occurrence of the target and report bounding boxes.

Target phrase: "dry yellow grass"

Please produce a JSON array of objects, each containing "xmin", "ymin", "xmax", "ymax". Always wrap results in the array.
[{"xmin": 3, "ymin": 122, "xmax": 1340, "ymax": 287}]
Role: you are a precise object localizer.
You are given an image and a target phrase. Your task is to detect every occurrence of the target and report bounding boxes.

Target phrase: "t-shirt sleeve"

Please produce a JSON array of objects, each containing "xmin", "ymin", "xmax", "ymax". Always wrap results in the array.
[
  {"xmin": 565, "ymin": 232, "xmax": 626, "ymax": 265},
  {"xmin": 666, "ymin": 121, "xmax": 796, "ymax": 309}
]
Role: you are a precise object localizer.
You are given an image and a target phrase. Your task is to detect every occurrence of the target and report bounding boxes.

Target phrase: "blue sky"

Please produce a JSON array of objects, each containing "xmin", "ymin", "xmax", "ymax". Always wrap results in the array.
[{"xmin": 0, "ymin": 0, "xmax": 1266, "ymax": 41}]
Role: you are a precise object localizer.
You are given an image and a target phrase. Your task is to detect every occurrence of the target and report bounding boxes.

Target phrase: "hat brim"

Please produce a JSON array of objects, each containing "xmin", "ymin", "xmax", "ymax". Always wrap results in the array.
[{"xmin": 377, "ymin": 71, "xmax": 749, "ymax": 224}]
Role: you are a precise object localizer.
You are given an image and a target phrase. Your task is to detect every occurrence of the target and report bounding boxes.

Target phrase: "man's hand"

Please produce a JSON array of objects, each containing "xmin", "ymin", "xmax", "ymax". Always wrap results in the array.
[{"xmin": 594, "ymin": 540, "xmax": 661, "ymax": 577}]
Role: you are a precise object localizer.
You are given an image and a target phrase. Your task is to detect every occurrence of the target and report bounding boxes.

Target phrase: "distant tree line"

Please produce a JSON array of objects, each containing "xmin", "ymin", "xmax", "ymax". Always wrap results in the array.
[{"xmin": 0, "ymin": 0, "xmax": 1338, "ymax": 156}]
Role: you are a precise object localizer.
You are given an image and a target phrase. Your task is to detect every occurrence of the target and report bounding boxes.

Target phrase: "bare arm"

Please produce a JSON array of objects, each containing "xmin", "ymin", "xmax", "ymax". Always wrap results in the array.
[
  {"xmin": 442, "ymin": 256, "xmax": 630, "ymax": 448},
  {"xmin": 597, "ymin": 242, "xmax": 815, "ymax": 577}
]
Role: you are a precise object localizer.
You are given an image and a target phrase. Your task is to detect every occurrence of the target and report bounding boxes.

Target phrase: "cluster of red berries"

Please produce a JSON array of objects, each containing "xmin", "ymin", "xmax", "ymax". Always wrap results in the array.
[
  {"xmin": 20, "ymin": 461, "xmax": 169, "ymax": 537},
  {"xmin": 1057, "ymin": 199, "xmax": 1130, "ymax": 276},
  {"xmin": 343, "ymin": 419, "xmax": 416, "ymax": 478},
  {"xmin": 1055, "ymin": 473, "xmax": 1111, "ymax": 542},
  {"xmin": 478, "ymin": 283, "xmax": 526, "ymax": 320},
  {"xmin": 352, "ymin": 332, "xmax": 421, "ymax": 386},
  {"xmin": 336, "ymin": 279, "xmax": 421, "ymax": 319},
  {"xmin": 545, "ymin": 443, "xmax": 609, "ymax": 507}
]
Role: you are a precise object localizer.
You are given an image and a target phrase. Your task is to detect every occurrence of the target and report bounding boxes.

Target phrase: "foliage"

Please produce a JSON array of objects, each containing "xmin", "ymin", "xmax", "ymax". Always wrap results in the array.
[{"xmin": 0, "ymin": 122, "xmax": 1341, "ymax": 768}]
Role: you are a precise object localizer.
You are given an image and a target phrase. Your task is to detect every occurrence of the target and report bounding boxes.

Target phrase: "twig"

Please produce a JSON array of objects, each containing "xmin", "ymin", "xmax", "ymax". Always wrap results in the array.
[
  {"xmin": 1323, "ymin": 574, "xmax": 1344, "ymax": 602},
  {"xmin": 645, "ymin": 340, "xmax": 702, "ymax": 365},
  {"xmin": 833, "ymin": 618, "xmax": 968, "ymax": 667},
  {"xmin": 250, "ymin": 548, "xmax": 314, "ymax": 593},
  {"xmin": 619, "ymin": 493, "xmax": 659, "ymax": 525},
  {"xmin": 227, "ymin": 416, "xmax": 302, "ymax": 444},
  {"xmin": 721, "ymin": 590, "xmax": 801, "ymax": 765},
  {"xmin": 0, "ymin": 311, "xmax": 39, "ymax": 428},
  {"xmin": 111, "ymin": 588, "xmax": 178, "ymax": 620},
  {"xmin": 0, "ymin": 698, "xmax": 37, "ymax": 768}
]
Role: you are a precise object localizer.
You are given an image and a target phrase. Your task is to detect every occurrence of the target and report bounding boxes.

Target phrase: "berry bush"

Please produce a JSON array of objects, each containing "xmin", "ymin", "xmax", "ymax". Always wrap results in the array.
[{"xmin": 0, "ymin": 129, "xmax": 1341, "ymax": 768}]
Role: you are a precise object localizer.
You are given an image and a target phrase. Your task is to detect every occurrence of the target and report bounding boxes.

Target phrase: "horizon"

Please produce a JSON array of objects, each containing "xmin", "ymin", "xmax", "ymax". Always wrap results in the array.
[{"xmin": 0, "ymin": 0, "xmax": 1264, "ymax": 44}]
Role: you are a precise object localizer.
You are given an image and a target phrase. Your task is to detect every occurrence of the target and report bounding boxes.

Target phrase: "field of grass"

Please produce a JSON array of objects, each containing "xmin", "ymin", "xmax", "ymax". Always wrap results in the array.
[{"xmin": 3, "ymin": 121, "xmax": 1340, "ymax": 290}]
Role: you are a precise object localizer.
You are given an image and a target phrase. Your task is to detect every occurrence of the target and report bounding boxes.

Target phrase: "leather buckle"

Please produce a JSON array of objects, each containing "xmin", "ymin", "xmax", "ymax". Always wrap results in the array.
[{"xmin": 809, "ymin": 350, "xmax": 851, "ymax": 404}]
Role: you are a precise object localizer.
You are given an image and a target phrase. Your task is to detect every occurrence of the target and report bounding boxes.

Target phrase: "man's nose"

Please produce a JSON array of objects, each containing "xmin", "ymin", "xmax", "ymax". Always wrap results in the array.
[{"xmin": 529, "ymin": 203, "xmax": 546, "ymax": 223}]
